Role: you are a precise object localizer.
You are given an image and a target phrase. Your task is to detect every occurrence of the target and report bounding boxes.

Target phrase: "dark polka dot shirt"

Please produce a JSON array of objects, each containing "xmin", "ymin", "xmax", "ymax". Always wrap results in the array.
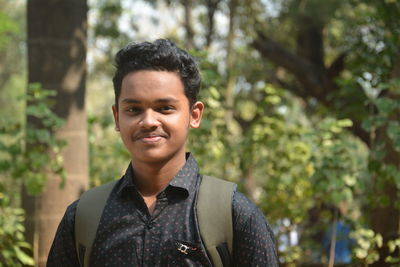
[{"xmin": 47, "ymin": 154, "xmax": 278, "ymax": 266}]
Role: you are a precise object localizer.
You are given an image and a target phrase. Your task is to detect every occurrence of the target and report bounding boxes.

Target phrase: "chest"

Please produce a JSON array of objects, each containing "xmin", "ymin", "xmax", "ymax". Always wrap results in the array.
[{"xmin": 89, "ymin": 193, "xmax": 211, "ymax": 267}]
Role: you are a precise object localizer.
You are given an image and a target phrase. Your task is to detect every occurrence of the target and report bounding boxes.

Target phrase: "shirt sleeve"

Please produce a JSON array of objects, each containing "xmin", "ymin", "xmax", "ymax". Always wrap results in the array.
[
  {"xmin": 47, "ymin": 200, "xmax": 80, "ymax": 267},
  {"xmin": 232, "ymin": 191, "xmax": 279, "ymax": 267}
]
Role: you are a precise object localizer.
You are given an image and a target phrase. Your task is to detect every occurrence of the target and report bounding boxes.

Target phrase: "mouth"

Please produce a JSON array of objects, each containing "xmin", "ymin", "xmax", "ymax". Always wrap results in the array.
[
  {"xmin": 135, "ymin": 133, "xmax": 166, "ymax": 144},
  {"xmin": 141, "ymin": 135, "xmax": 162, "ymax": 143}
]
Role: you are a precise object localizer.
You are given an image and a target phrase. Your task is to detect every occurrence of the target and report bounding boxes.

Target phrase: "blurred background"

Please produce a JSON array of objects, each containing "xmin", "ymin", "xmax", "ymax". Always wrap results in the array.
[{"xmin": 0, "ymin": 0, "xmax": 399, "ymax": 266}]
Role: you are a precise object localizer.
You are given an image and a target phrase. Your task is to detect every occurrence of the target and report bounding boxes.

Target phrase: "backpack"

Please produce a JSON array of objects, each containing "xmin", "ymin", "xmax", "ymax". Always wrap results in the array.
[{"xmin": 75, "ymin": 175, "xmax": 236, "ymax": 267}]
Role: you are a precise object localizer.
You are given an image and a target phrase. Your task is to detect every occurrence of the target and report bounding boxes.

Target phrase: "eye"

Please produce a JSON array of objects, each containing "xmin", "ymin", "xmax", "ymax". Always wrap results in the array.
[
  {"xmin": 157, "ymin": 106, "xmax": 175, "ymax": 113},
  {"xmin": 126, "ymin": 106, "xmax": 142, "ymax": 114}
]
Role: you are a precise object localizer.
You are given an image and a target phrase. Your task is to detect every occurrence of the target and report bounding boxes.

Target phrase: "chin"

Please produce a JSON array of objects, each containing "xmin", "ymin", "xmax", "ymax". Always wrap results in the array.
[
  {"xmin": 131, "ymin": 148, "xmax": 185, "ymax": 165},
  {"xmin": 132, "ymin": 151, "xmax": 172, "ymax": 163}
]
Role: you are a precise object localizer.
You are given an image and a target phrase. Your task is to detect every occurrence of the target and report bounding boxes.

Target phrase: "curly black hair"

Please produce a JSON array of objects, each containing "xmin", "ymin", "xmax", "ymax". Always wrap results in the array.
[{"xmin": 112, "ymin": 39, "xmax": 201, "ymax": 107}]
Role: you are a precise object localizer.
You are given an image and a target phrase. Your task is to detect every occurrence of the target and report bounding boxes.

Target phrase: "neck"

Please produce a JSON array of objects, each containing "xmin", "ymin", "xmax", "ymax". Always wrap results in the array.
[{"xmin": 131, "ymin": 153, "xmax": 187, "ymax": 197}]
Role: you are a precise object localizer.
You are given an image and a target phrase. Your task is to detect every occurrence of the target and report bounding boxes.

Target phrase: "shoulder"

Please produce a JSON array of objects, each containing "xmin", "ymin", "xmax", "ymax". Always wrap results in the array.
[
  {"xmin": 47, "ymin": 200, "xmax": 80, "ymax": 265},
  {"xmin": 232, "ymin": 191, "xmax": 262, "ymax": 222},
  {"xmin": 231, "ymin": 191, "xmax": 278, "ymax": 265},
  {"xmin": 232, "ymin": 191, "xmax": 275, "ymax": 237},
  {"xmin": 48, "ymin": 200, "xmax": 79, "ymax": 251},
  {"xmin": 64, "ymin": 199, "xmax": 79, "ymax": 226}
]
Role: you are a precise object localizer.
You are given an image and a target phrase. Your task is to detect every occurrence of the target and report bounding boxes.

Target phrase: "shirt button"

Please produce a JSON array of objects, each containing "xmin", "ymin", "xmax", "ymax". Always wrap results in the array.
[{"xmin": 147, "ymin": 221, "xmax": 154, "ymax": 229}]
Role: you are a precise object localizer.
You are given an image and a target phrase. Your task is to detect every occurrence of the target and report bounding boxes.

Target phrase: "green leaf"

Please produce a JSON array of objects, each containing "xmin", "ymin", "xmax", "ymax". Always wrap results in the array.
[
  {"xmin": 264, "ymin": 95, "xmax": 281, "ymax": 105},
  {"xmin": 331, "ymin": 191, "xmax": 343, "ymax": 204},
  {"xmin": 13, "ymin": 246, "xmax": 34, "ymax": 265},
  {"xmin": 394, "ymin": 172, "xmax": 400, "ymax": 189},
  {"xmin": 387, "ymin": 121, "xmax": 400, "ymax": 152},
  {"xmin": 337, "ymin": 119, "xmax": 353, "ymax": 128},
  {"xmin": 344, "ymin": 175, "xmax": 357, "ymax": 186},
  {"xmin": 209, "ymin": 86, "xmax": 220, "ymax": 99},
  {"xmin": 375, "ymin": 98, "xmax": 398, "ymax": 116},
  {"xmin": 362, "ymin": 116, "xmax": 386, "ymax": 132}
]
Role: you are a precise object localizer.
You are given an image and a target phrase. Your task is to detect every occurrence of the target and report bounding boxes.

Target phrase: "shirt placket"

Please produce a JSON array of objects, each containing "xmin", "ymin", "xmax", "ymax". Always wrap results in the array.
[{"xmin": 141, "ymin": 191, "xmax": 169, "ymax": 267}]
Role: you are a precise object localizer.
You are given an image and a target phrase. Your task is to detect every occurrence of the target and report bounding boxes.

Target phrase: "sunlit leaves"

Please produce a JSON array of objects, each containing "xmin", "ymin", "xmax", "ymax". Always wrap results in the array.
[
  {"xmin": 0, "ymin": 202, "xmax": 34, "ymax": 266},
  {"xmin": 310, "ymin": 118, "xmax": 364, "ymax": 206},
  {"xmin": 351, "ymin": 228, "xmax": 383, "ymax": 264},
  {"xmin": 0, "ymin": 11, "xmax": 19, "ymax": 50},
  {"xmin": 386, "ymin": 238, "xmax": 400, "ymax": 264},
  {"xmin": 0, "ymin": 84, "xmax": 67, "ymax": 265}
]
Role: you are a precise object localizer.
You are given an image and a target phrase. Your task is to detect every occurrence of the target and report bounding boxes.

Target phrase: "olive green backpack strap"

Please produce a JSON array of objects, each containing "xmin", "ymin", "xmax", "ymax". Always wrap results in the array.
[
  {"xmin": 75, "ymin": 180, "xmax": 118, "ymax": 267},
  {"xmin": 197, "ymin": 175, "xmax": 236, "ymax": 267}
]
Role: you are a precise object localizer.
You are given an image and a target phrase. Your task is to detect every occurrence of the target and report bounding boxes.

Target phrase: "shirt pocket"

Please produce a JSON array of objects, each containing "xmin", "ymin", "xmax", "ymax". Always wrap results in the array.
[{"xmin": 160, "ymin": 239, "xmax": 211, "ymax": 267}]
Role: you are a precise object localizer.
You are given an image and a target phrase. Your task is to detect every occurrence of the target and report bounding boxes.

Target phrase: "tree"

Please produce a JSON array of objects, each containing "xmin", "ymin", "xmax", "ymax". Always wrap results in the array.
[
  {"xmin": 248, "ymin": 0, "xmax": 400, "ymax": 264},
  {"xmin": 24, "ymin": 0, "xmax": 89, "ymax": 266}
]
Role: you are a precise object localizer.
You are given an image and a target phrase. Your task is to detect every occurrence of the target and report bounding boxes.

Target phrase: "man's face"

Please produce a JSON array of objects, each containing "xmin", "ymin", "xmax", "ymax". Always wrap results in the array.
[{"xmin": 112, "ymin": 70, "xmax": 203, "ymax": 165}]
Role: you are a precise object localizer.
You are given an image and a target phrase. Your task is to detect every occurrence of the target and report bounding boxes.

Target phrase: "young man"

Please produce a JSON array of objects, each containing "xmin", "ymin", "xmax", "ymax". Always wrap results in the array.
[{"xmin": 48, "ymin": 39, "xmax": 278, "ymax": 266}]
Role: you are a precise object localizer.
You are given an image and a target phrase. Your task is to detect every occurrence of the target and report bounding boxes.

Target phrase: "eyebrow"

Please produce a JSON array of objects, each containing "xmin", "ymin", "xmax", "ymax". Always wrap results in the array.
[{"xmin": 121, "ymin": 97, "xmax": 179, "ymax": 104}]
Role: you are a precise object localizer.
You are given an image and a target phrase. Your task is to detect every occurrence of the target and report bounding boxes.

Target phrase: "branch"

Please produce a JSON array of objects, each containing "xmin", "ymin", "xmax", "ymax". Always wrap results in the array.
[
  {"xmin": 351, "ymin": 119, "xmax": 370, "ymax": 146},
  {"xmin": 204, "ymin": 0, "xmax": 221, "ymax": 48},
  {"xmin": 252, "ymin": 32, "xmax": 371, "ymax": 146},
  {"xmin": 327, "ymin": 52, "xmax": 347, "ymax": 79},
  {"xmin": 252, "ymin": 31, "xmax": 327, "ymax": 99},
  {"xmin": 234, "ymin": 113, "xmax": 257, "ymax": 134}
]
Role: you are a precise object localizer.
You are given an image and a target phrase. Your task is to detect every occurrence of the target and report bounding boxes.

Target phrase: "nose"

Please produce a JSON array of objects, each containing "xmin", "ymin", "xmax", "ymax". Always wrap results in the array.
[{"xmin": 140, "ymin": 109, "xmax": 161, "ymax": 128}]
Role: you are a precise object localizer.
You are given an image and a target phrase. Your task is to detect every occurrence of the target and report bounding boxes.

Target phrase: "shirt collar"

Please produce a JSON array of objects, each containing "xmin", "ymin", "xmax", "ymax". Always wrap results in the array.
[
  {"xmin": 115, "ymin": 163, "xmax": 135, "ymax": 196},
  {"xmin": 168, "ymin": 153, "xmax": 199, "ymax": 194},
  {"xmin": 115, "ymin": 153, "xmax": 200, "ymax": 197}
]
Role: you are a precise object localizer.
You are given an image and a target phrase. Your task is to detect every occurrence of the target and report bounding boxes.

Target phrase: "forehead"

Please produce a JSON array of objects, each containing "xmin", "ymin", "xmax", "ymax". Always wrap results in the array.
[{"xmin": 120, "ymin": 70, "xmax": 185, "ymax": 99}]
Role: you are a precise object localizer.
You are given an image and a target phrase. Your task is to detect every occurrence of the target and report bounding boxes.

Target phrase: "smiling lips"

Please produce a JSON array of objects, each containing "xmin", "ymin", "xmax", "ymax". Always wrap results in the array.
[
  {"xmin": 141, "ymin": 136, "xmax": 162, "ymax": 143},
  {"xmin": 135, "ymin": 132, "xmax": 167, "ymax": 144}
]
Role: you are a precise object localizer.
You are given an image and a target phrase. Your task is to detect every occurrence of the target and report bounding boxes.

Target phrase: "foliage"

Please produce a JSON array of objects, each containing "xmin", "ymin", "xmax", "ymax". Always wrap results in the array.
[
  {"xmin": 0, "ymin": 201, "xmax": 34, "ymax": 266},
  {"xmin": 187, "ymin": 51, "xmax": 239, "ymax": 179},
  {"xmin": 257, "ymin": 99, "xmax": 368, "ymax": 264},
  {"xmin": 350, "ymin": 228, "xmax": 382, "ymax": 264},
  {"xmin": 0, "ymin": 0, "xmax": 26, "ymax": 118},
  {"xmin": 0, "ymin": 2, "xmax": 32, "ymax": 265},
  {"xmin": 0, "ymin": 84, "xmax": 66, "ymax": 195},
  {"xmin": 236, "ymin": 0, "xmax": 400, "ymax": 263},
  {"xmin": 386, "ymin": 238, "xmax": 400, "ymax": 264},
  {"xmin": 88, "ymin": 112, "xmax": 131, "ymax": 186},
  {"xmin": 88, "ymin": 0, "xmax": 131, "ymax": 78},
  {"xmin": 0, "ymin": 84, "xmax": 66, "ymax": 265},
  {"xmin": 0, "ymin": 8, "xmax": 19, "ymax": 50},
  {"xmin": 342, "ymin": 1, "xmax": 400, "ymax": 262}
]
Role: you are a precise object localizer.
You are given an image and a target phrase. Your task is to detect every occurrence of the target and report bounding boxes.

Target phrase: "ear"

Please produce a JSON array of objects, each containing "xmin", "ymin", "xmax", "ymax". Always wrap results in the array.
[
  {"xmin": 112, "ymin": 105, "xmax": 120, "ymax": 131},
  {"xmin": 189, "ymin": 101, "xmax": 204, "ymax": 128}
]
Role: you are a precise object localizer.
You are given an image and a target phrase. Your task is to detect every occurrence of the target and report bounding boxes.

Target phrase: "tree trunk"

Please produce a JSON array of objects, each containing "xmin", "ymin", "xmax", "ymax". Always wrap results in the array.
[
  {"xmin": 243, "ymin": 166, "xmax": 257, "ymax": 202},
  {"xmin": 204, "ymin": 0, "xmax": 220, "ymax": 48},
  {"xmin": 182, "ymin": 0, "xmax": 194, "ymax": 49},
  {"xmin": 224, "ymin": 0, "xmax": 238, "ymax": 128},
  {"xmin": 221, "ymin": 0, "xmax": 236, "ymax": 180},
  {"xmin": 24, "ymin": 1, "xmax": 89, "ymax": 266}
]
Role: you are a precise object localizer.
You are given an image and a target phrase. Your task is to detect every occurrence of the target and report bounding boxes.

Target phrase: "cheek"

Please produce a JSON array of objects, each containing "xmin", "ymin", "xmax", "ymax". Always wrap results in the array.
[
  {"xmin": 169, "ymin": 115, "xmax": 191, "ymax": 131},
  {"xmin": 117, "ymin": 117, "xmax": 136, "ymax": 136}
]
